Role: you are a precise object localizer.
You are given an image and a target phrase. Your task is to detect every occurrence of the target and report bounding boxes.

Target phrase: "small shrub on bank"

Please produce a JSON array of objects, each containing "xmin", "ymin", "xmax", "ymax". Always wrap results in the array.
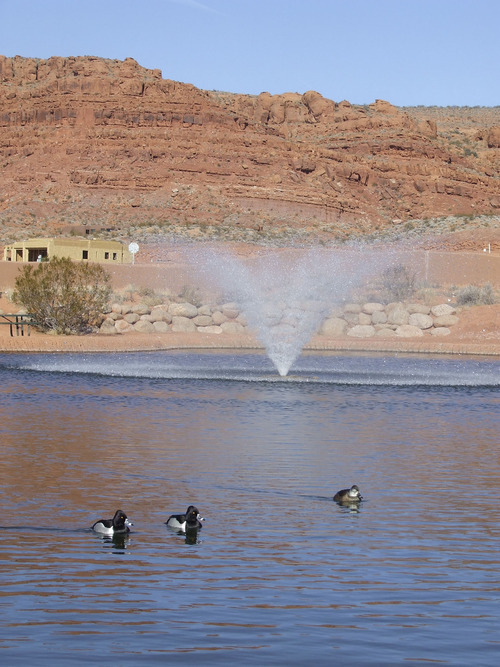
[
  {"xmin": 13, "ymin": 256, "xmax": 112, "ymax": 334},
  {"xmin": 137, "ymin": 285, "xmax": 164, "ymax": 307},
  {"xmin": 380, "ymin": 264, "xmax": 417, "ymax": 302},
  {"xmin": 415, "ymin": 286, "xmax": 441, "ymax": 306},
  {"xmin": 178, "ymin": 284, "xmax": 203, "ymax": 307},
  {"xmin": 456, "ymin": 283, "xmax": 496, "ymax": 306},
  {"xmin": 123, "ymin": 283, "xmax": 138, "ymax": 300}
]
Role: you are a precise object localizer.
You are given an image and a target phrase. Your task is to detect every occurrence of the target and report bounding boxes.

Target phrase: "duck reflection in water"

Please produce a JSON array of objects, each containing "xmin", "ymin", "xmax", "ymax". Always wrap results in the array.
[
  {"xmin": 183, "ymin": 527, "xmax": 202, "ymax": 545},
  {"xmin": 93, "ymin": 531, "xmax": 131, "ymax": 553}
]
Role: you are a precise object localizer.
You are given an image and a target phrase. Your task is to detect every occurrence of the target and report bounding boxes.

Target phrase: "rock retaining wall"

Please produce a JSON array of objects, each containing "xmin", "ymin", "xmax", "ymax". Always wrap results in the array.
[{"xmin": 100, "ymin": 299, "xmax": 458, "ymax": 338}]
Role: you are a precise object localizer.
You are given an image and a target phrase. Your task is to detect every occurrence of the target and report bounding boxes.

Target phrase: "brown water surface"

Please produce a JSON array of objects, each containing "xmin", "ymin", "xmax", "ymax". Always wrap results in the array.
[{"xmin": 1, "ymin": 351, "xmax": 499, "ymax": 665}]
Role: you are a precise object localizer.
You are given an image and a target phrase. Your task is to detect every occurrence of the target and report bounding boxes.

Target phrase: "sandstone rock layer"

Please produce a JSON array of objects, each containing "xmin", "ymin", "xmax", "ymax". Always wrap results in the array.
[{"xmin": 0, "ymin": 55, "xmax": 499, "ymax": 248}]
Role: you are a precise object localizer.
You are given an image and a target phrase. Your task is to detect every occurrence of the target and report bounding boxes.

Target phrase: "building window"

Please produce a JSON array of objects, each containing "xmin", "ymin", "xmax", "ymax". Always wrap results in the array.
[
  {"xmin": 104, "ymin": 252, "xmax": 109, "ymax": 260},
  {"xmin": 112, "ymin": 252, "xmax": 117, "ymax": 260},
  {"xmin": 28, "ymin": 248, "xmax": 48, "ymax": 262},
  {"xmin": 82, "ymin": 250, "xmax": 88, "ymax": 260}
]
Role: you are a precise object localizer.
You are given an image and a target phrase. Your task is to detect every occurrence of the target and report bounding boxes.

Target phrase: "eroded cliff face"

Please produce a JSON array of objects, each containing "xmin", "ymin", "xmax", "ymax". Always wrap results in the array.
[{"xmin": 1, "ymin": 54, "xmax": 499, "ymax": 245}]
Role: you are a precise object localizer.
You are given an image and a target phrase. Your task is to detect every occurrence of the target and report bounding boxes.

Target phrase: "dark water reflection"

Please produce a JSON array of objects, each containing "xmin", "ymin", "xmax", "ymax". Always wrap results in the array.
[{"xmin": 0, "ymin": 351, "xmax": 499, "ymax": 665}]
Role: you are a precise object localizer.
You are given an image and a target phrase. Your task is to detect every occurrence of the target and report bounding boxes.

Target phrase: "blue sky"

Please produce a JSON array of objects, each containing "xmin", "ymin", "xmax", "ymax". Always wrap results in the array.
[{"xmin": 1, "ymin": 0, "xmax": 498, "ymax": 107}]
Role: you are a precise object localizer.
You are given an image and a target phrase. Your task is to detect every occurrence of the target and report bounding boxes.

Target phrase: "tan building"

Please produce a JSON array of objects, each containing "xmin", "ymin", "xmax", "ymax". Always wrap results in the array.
[{"xmin": 3, "ymin": 238, "xmax": 132, "ymax": 264}]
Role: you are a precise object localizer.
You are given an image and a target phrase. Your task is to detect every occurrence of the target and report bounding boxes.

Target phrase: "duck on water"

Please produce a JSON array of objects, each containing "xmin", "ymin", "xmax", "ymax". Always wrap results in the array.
[
  {"xmin": 166, "ymin": 505, "xmax": 204, "ymax": 531},
  {"xmin": 333, "ymin": 485, "xmax": 363, "ymax": 504},
  {"xmin": 92, "ymin": 510, "xmax": 133, "ymax": 535}
]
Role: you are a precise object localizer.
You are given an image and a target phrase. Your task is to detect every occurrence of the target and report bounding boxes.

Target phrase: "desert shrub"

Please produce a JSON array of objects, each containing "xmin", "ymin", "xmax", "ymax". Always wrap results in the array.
[
  {"xmin": 123, "ymin": 283, "xmax": 138, "ymax": 300},
  {"xmin": 380, "ymin": 264, "xmax": 417, "ymax": 302},
  {"xmin": 178, "ymin": 284, "xmax": 203, "ymax": 307},
  {"xmin": 13, "ymin": 256, "xmax": 112, "ymax": 334},
  {"xmin": 456, "ymin": 283, "xmax": 496, "ymax": 306},
  {"xmin": 138, "ymin": 286, "xmax": 156, "ymax": 299},
  {"xmin": 138, "ymin": 285, "xmax": 164, "ymax": 307},
  {"xmin": 110, "ymin": 291, "xmax": 124, "ymax": 304},
  {"xmin": 415, "ymin": 286, "xmax": 441, "ymax": 306}
]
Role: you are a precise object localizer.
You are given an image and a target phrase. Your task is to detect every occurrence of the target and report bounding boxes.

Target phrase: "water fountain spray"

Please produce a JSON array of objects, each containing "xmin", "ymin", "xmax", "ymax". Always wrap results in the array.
[{"xmin": 190, "ymin": 245, "xmax": 383, "ymax": 376}]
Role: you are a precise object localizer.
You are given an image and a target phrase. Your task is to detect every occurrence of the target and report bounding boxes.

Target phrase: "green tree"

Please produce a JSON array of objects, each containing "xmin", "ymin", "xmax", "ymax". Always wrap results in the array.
[{"xmin": 13, "ymin": 256, "xmax": 112, "ymax": 334}]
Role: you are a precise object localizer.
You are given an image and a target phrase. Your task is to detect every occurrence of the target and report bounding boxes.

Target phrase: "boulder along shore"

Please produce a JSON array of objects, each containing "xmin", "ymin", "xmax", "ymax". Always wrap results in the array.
[{"xmin": 1, "ymin": 304, "xmax": 499, "ymax": 357}]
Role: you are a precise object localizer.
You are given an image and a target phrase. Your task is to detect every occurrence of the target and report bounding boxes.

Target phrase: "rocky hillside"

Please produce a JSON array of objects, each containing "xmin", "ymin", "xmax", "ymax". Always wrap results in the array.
[{"xmin": 1, "ymin": 55, "xmax": 499, "ymax": 250}]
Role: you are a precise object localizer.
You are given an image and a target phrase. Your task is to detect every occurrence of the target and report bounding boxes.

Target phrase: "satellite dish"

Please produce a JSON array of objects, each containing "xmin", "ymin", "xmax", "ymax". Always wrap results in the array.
[{"xmin": 128, "ymin": 242, "xmax": 139, "ymax": 264}]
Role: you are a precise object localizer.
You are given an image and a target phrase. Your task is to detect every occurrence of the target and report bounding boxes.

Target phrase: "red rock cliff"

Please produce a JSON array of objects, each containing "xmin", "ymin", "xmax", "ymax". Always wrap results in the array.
[{"xmin": 0, "ymin": 55, "xmax": 499, "ymax": 244}]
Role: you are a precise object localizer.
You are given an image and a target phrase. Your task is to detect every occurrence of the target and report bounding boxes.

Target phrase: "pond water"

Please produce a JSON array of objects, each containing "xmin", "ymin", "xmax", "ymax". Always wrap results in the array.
[{"xmin": 0, "ymin": 351, "xmax": 499, "ymax": 665}]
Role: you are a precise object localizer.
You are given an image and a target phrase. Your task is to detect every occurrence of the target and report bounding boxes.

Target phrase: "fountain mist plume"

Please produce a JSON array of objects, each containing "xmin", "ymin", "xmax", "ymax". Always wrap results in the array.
[{"xmin": 188, "ymin": 244, "xmax": 385, "ymax": 377}]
